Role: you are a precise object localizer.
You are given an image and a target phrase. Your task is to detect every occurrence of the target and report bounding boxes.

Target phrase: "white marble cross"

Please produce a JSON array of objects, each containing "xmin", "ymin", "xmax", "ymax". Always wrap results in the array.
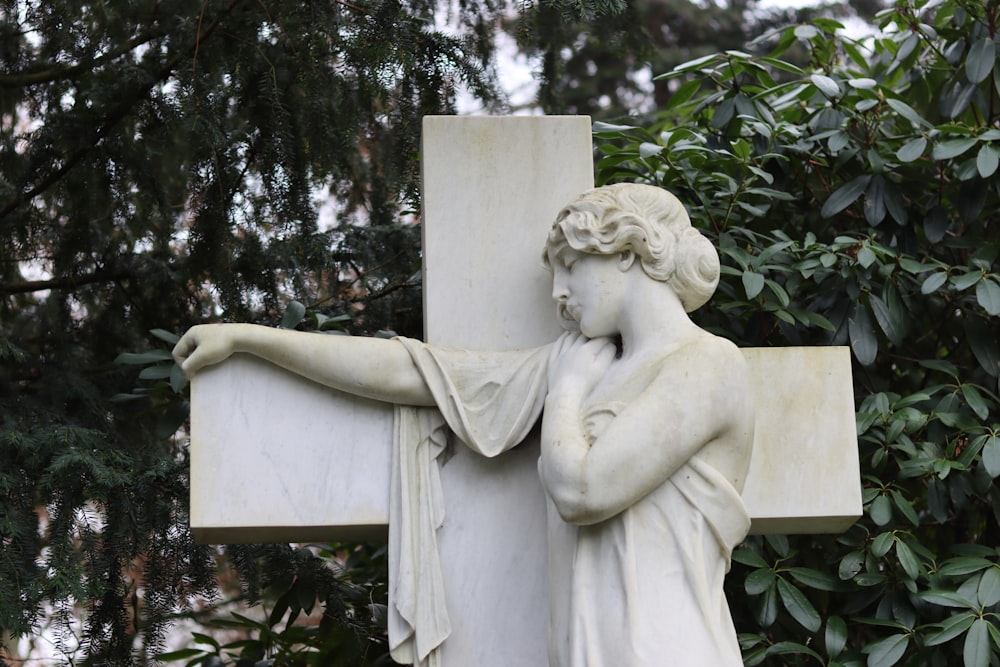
[{"xmin": 190, "ymin": 116, "xmax": 861, "ymax": 666}]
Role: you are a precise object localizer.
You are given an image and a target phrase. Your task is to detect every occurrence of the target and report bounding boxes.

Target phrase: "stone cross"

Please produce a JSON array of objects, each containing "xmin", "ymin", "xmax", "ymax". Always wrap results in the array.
[{"xmin": 190, "ymin": 116, "xmax": 861, "ymax": 666}]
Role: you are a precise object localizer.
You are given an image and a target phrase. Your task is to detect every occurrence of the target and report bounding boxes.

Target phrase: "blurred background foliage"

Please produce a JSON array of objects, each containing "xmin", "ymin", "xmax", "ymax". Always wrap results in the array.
[{"xmin": 7, "ymin": 0, "xmax": 1000, "ymax": 665}]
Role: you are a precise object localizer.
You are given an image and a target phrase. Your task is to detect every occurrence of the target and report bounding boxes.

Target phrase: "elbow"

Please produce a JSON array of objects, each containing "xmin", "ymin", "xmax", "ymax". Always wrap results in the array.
[{"xmin": 548, "ymin": 486, "xmax": 614, "ymax": 526}]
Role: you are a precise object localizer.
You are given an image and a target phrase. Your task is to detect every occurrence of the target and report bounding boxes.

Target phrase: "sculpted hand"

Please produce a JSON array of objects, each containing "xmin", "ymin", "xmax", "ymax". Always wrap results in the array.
[
  {"xmin": 549, "ymin": 332, "xmax": 617, "ymax": 397},
  {"xmin": 172, "ymin": 324, "xmax": 240, "ymax": 379}
]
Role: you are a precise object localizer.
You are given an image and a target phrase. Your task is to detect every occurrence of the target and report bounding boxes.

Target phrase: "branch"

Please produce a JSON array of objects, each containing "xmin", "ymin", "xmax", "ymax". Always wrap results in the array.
[
  {"xmin": 0, "ymin": 268, "xmax": 135, "ymax": 295},
  {"xmin": 0, "ymin": 31, "xmax": 164, "ymax": 87},
  {"xmin": 0, "ymin": 0, "xmax": 247, "ymax": 220}
]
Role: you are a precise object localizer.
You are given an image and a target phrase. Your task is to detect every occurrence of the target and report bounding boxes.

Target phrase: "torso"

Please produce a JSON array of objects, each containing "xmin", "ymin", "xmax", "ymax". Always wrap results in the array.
[{"xmin": 581, "ymin": 330, "xmax": 754, "ymax": 493}]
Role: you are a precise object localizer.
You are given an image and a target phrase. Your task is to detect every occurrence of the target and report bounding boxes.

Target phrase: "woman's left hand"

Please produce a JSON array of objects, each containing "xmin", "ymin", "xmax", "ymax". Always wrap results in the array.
[{"xmin": 548, "ymin": 332, "xmax": 616, "ymax": 397}]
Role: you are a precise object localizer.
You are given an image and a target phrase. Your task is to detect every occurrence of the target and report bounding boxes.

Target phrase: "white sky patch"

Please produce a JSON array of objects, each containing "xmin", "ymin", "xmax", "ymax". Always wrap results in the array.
[{"xmin": 455, "ymin": 0, "xmax": 877, "ymax": 114}]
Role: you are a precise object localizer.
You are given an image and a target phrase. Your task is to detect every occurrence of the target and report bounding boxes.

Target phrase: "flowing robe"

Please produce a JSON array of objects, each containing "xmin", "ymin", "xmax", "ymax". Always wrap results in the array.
[{"xmin": 387, "ymin": 336, "xmax": 750, "ymax": 667}]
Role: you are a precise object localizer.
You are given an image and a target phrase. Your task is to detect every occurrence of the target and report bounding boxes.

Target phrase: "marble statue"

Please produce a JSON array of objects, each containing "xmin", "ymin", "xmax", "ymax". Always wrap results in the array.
[{"xmin": 174, "ymin": 183, "xmax": 755, "ymax": 666}]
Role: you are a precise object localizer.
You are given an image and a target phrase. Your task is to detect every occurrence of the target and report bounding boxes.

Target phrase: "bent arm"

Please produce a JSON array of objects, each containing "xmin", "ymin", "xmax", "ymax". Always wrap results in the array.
[
  {"xmin": 539, "ymin": 339, "xmax": 752, "ymax": 525},
  {"xmin": 172, "ymin": 323, "xmax": 435, "ymax": 406}
]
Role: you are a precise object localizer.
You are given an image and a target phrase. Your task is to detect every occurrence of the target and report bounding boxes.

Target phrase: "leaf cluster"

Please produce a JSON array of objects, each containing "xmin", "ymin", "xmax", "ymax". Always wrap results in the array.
[{"xmin": 597, "ymin": 1, "xmax": 1000, "ymax": 664}]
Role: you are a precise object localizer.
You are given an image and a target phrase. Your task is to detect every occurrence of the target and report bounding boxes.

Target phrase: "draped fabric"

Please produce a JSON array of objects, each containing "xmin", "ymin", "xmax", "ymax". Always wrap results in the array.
[
  {"xmin": 388, "ymin": 339, "xmax": 550, "ymax": 665},
  {"xmin": 387, "ymin": 336, "xmax": 749, "ymax": 667}
]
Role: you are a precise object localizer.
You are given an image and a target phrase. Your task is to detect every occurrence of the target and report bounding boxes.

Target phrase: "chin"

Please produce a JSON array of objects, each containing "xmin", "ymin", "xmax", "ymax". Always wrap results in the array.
[{"xmin": 557, "ymin": 309, "xmax": 580, "ymax": 333}]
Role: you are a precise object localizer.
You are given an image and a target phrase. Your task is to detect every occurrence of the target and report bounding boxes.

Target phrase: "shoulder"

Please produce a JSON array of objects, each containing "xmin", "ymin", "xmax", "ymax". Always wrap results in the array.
[
  {"xmin": 643, "ymin": 332, "xmax": 751, "ymax": 422},
  {"xmin": 667, "ymin": 331, "xmax": 747, "ymax": 382}
]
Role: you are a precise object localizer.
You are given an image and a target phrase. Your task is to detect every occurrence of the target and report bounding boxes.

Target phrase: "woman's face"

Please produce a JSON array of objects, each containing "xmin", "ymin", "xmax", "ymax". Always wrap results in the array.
[{"xmin": 549, "ymin": 248, "xmax": 627, "ymax": 339}]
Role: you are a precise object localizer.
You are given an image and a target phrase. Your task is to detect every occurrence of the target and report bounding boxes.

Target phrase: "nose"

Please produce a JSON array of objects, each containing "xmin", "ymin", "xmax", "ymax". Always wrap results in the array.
[{"xmin": 551, "ymin": 271, "xmax": 568, "ymax": 302}]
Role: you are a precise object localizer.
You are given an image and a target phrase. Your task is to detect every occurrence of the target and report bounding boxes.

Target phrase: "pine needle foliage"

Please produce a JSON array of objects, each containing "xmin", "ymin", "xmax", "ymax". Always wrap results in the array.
[{"xmin": 0, "ymin": 0, "xmax": 509, "ymax": 661}]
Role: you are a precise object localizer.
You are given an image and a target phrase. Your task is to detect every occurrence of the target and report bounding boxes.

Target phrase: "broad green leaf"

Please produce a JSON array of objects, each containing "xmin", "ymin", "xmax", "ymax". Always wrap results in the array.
[
  {"xmin": 592, "ymin": 120, "xmax": 637, "ymax": 133},
  {"xmin": 966, "ymin": 38, "xmax": 996, "ymax": 84},
  {"xmin": 742, "ymin": 271, "xmax": 765, "ymax": 299},
  {"xmin": 896, "ymin": 137, "xmax": 927, "ymax": 162},
  {"xmin": 639, "ymin": 142, "xmax": 664, "ymax": 158},
  {"xmin": 887, "ymin": 98, "xmax": 931, "ymax": 127},
  {"xmin": 982, "ymin": 436, "xmax": 1000, "ymax": 478},
  {"xmin": 822, "ymin": 175, "xmax": 871, "ymax": 218},
  {"xmin": 976, "ymin": 278, "xmax": 1000, "ymax": 315},
  {"xmin": 976, "ymin": 144, "xmax": 999, "ymax": 178},
  {"xmin": 871, "ymin": 493, "xmax": 894, "ymax": 526},
  {"xmin": 765, "ymin": 280, "xmax": 790, "ymax": 307},
  {"xmin": 777, "ymin": 578, "xmax": 821, "ymax": 632},
  {"xmin": 150, "ymin": 328, "xmax": 181, "ymax": 345},
  {"xmin": 933, "ymin": 138, "xmax": 978, "ymax": 160},
  {"xmin": 115, "ymin": 349, "xmax": 174, "ymax": 364},
  {"xmin": 663, "ymin": 79, "xmax": 702, "ymax": 111},
  {"xmin": 926, "ymin": 613, "xmax": 976, "ymax": 646},
  {"xmin": 944, "ymin": 81, "xmax": 977, "ymax": 119},
  {"xmin": 811, "ymin": 73, "xmax": 841, "ymax": 97},
  {"xmin": 279, "ymin": 300, "xmax": 307, "ymax": 329},
  {"xmin": 895, "ymin": 540, "xmax": 921, "ymax": 579},
  {"xmin": 952, "ymin": 270, "xmax": 983, "ymax": 291},
  {"xmin": 920, "ymin": 590, "xmax": 979, "ymax": 609},
  {"xmin": 828, "ymin": 131, "xmax": 850, "ymax": 152},
  {"xmin": 966, "ymin": 315, "xmax": 1000, "ymax": 377},
  {"xmin": 858, "ymin": 245, "xmax": 878, "ymax": 267},
  {"xmin": 872, "ymin": 530, "xmax": 895, "ymax": 555},
  {"xmin": 897, "ymin": 255, "xmax": 931, "ymax": 278},
  {"xmin": 190, "ymin": 632, "xmax": 220, "ymax": 649},
  {"xmin": 826, "ymin": 616, "xmax": 848, "ymax": 657},
  {"xmin": 885, "ymin": 181, "xmax": 908, "ymax": 223},
  {"xmin": 732, "ymin": 549, "xmax": 769, "ymax": 568},
  {"xmin": 849, "ymin": 77, "xmax": 878, "ymax": 89},
  {"xmin": 765, "ymin": 641, "xmax": 823, "ymax": 661},
  {"xmin": 745, "ymin": 568, "xmax": 776, "ymax": 595},
  {"xmin": 788, "ymin": 567, "xmax": 840, "ymax": 591},
  {"xmin": 890, "ymin": 490, "xmax": 920, "ymax": 527},
  {"xmin": 849, "ymin": 303, "xmax": 878, "ymax": 366},
  {"xmin": 863, "ymin": 633, "xmax": 908, "ymax": 667},
  {"xmin": 711, "ymin": 97, "xmax": 736, "ymax": 130},
  {"xmin": 138, "ymin": 364, "xmax": 174, "ymax": 380},
  {"xmin": 765, "ymin": 533, "xmax": 789, "ymax": 557},
  {"xmin": 921, "ymin": 272, "xmax": 948, "ymax": 294},
  {"xmin": 169, "ymin": 364, "xmax": 186, "ymax": 394},
  {"xmin": 794, "ymin": 24, "xmax": 819, "ymax": 40},
  {"xmin": 978, "ymin": 567, "xmax": 1000, "ymax": 607},
  {"xmin": 924, "ymin": 206, "xmax": 950, "ymax": 243},
  {"xmin": 870, "ymin": 294, "xmax": 904, "ymax": 344},
  {"xmin": 743, "ymin": 647, "xmax": 767, "ymax": 667},
  {"xmin": 964, "ymin": 618, "xmax": 990, "ymax": 667},
  {"xmin": 756, "ymin": 579, "xmax": 779, "ymax": 626},
  {"xmin": 839, "ymin": 551, "xmax": 865, "ymax": 580},
  {"xmin": 961, "ymin": 383, "xmax": 989, "ymax": 420},
  {"xmin": 109, "ymin": 393, "xmax": 145, "ymax": 403}
]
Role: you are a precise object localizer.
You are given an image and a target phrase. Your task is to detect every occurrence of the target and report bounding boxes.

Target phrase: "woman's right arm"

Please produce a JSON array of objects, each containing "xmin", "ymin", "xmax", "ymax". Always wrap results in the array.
[{"xmin": 172, "ymin": 323, "xmax": 436, "ymax": 406}]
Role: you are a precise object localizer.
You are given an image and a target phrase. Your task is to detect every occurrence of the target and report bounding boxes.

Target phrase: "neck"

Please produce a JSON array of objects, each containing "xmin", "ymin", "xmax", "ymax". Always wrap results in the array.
[{"xmin": 618, "ymin": 272, "xmax": 700, "ymax": 360}]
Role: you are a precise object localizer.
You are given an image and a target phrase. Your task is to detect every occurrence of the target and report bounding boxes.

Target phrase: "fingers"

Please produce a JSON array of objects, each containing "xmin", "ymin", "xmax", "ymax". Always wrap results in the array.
[
  {"xmin": 171, "ymin": 332, "xmax": 195, "ymax": 366},
  {"xmin": 171, "ymin": 325, "xmax": 218, "ymax": 379}
]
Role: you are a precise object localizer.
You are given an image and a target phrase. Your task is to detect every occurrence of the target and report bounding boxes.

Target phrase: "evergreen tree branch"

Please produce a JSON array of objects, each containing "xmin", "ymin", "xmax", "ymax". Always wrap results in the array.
[
  {"xmin": 0, "ymin": 31, "xmax": 164, "ymax": 87},
  {"xmin": 0, "ymin": 267, "xmax": 135, "ymax": 295},
  {"xmin": 0, "ymin": 0, "xmax": 247, "ymax": 221}
]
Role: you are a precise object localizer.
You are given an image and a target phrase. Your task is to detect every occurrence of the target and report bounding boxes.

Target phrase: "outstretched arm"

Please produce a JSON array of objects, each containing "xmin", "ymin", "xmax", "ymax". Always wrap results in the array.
[{"xmin": 172, "ymin": 323, "xmax": 435, "ymax": 406}]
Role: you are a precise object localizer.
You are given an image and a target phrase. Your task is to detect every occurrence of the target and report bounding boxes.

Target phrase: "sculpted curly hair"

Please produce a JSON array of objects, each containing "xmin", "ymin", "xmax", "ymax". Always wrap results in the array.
[{"xmin": 544, "ymin": 183, "xmax": 720, "ymax": 312}]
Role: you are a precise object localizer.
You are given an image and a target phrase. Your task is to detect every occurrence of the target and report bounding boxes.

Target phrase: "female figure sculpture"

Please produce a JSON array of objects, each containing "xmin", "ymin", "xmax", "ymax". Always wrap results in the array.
[{"xmin": 174, "ymin": 183, "xmax": 755, "ymax": 666}]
